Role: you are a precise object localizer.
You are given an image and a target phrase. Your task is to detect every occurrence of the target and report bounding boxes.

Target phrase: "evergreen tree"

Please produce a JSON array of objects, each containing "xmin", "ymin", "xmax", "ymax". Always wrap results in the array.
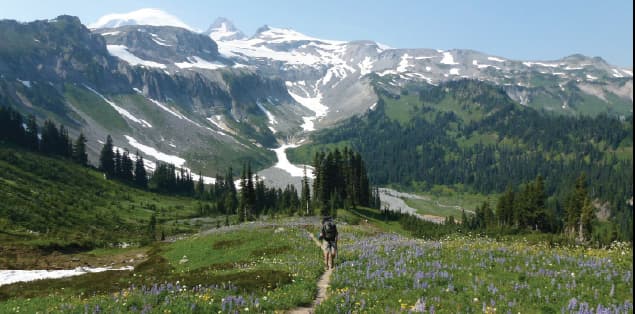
[
  {"xmin": 196, "ymin": 172, "xmax": 205, "ymax": 197},
  {"xmin": 579, "ymin": 197, "xmax": 595, "ymax": 241},
  {"xmin": 134, "ymin": 151, "xmax": 148, "ymax": 188},
  {"xmin": 121, "ymin": 150, "xmax": 134, "ymax": 182},
  {"xmin": 40, "ymin": 120, "xmax": 59, "ymax": 156},
  {"xmin": 148, "ymin": 213, "xmax": 157, "ymax": 241},
  {"xmin": 114, "ymin": 149, "xmax": 122, "ymax": 179},
  {"xmin": 238, "ymin": 164, "xmax": 247, "ymax": 221},
  {"xmin": 72, "ymin": 133, "xmax": 88, "ymax": 166},
  {"xmin": 224, "ymin": 167, "xmax": 238, "ymax": 214},
  {"xmin": 24, "ymin": 114, "xmax": 39, "ymax": 151},
  {"xmin": 58, "ymin": 125, "xmax": 72, "ymax": 158},
  {"xmin": 566, "ymin": 173, "xmax": 588, "ymax": 239},
  {"xmin": 496, "ymin": 185, "xmax": 515, "ymax": 227},
  {"xmin": 301, "ymin": 166, "xmax": 312, "ymax": 215},
  {"xmin": 99, "ymin": 135, "xmax": 115, "ymax": 178}
]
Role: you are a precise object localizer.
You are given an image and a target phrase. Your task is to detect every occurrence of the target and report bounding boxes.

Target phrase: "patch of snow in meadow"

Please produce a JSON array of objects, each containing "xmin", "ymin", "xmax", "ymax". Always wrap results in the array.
[{"xmin": 0, "ymin": 266, "xmax": 133, "ymax": 287}]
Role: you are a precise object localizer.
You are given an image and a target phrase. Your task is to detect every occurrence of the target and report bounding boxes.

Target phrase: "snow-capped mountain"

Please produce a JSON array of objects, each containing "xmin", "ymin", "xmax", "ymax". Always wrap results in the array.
[
  {"xmin": 88, "ymin": 8, "xmax": 195, "ymax": 31},
  {"xmin": 204, "ymin": 18, "xmax": 632, "ymax": 127},
  {"xmin": 206, "ymin": 17, "xmax": 246, "ymax": 42},
  {"xmin": 1, "ymin": 9, "xmax": 632, "ymax": 182},
  {"xmin": 86, "ymin": 9, "xmax": 632, "ymax": 130}
]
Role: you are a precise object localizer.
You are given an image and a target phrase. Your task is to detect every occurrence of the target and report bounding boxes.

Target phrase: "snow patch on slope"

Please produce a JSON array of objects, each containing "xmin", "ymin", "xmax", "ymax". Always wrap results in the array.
[
  {"xmin": 209, "ymin": 21, "xmax": 241, "ymax": 41},
  {"xmin": 175, "ymin": 56, "xmax": 226, "ymax": 70},
  {"xmin": 358, "ymin": 56, "xmax": 374, "ymax": 75},
  {"xmin": 84, "ymin": 85, "xmax": 152, "ymax": 128},
  {"xmin": 150, "ymin": 33, "xmax": 171, "ymax": 46},
  {"xmin": 107, "ymin": 45, "xmax": 167, "ymax": 69},
  {"xmin": 288, "ymin": 87, "xmax": 328, "ymax": 132},
  {"xmin": 440, "ymin": 51, "xmax": 458, "ymax": 65},
  {"xmin": 125, "ymin": 135, "xmax": 185, "ymax": 167},
  {"xmin": 272, "ymin": 144, "xmax": 314, "ymax": 177},
  {"xmin": 487, "ymin": 56, "xmax": 505, "ymax": 62},
  {"xmin": 256, "ymin": 101, "xmax": 278, "ymax": 132},
  {"xmin": 396, "ymin": 54, "xmax": 412, "ymax": 72}
]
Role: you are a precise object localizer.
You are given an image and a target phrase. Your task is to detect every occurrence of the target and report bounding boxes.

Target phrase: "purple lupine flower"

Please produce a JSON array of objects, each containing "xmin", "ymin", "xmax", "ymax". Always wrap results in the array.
[{"xmin": 567, "ymin": 297, "xmax": 577, "ymax": 311}]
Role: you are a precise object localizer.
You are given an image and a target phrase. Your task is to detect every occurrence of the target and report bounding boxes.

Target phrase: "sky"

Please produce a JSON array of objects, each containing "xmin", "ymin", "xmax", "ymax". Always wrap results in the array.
[{"xmin": 1, "ymin": 0, "xmax": 632, "ymax": 67}]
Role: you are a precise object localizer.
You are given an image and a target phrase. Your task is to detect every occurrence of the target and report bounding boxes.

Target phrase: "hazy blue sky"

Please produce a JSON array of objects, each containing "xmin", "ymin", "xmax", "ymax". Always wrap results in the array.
[{"xmin": 1, "ymin": 0, "xmax": 632, "ymax": 66}]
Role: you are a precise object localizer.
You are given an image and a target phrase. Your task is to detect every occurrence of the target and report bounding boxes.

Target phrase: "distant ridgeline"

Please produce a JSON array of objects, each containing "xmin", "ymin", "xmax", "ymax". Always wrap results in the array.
[{"xmin": 292, "ymin": 79, "xmax": 633, "ymax": 242}]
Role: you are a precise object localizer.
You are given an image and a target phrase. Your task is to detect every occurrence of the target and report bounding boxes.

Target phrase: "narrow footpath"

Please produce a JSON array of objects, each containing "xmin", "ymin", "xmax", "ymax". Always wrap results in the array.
[{"xmin": 286, "ymin": 233, "xmax": 333, "ymax": 314}]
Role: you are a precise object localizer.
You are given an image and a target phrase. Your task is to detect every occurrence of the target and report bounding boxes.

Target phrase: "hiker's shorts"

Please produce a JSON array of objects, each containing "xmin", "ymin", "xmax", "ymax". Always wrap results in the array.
[{"xmin": 322, "ymin": 240, "xmax": 337, "ymax": 255}]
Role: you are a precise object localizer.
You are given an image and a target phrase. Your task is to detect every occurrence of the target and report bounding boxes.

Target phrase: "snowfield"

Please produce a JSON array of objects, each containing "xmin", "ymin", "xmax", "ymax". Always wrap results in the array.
[
  {"xmin": 124, "ymin": 135, "xmax": 185, "ymax": 167},
  {"xmin": 0, "ymin": 266, "xmax": 133, "ymax": 287},
  {"xmin": 272, "ymin": 144, "xmax": 313, "ymax": 178},
  {"xmin": 288, "ymin": 89, "xmax": 328, "ymax": 132},
  {"xmin": 106, "ymin": 45, "xmax": 167, "ymax": 69},
  {"xmin": 440, "ymin": 51, "xmax": 458, "ymax": 65},
  {"xmin": 174, "ymin": 56, "xmax": 226, "ymax": 70}
]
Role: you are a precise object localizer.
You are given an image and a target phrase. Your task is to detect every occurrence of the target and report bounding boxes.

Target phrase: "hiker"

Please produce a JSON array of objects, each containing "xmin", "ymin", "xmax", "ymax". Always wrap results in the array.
[{"xmin": 318, "ymin": 216, "xmax": 338, "ymax": 270}]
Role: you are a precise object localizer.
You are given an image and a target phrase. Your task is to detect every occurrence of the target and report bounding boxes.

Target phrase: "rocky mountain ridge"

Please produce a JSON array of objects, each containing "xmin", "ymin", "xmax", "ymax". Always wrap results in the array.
[{"xmin": 0, "ymin": 10, "xmax": 632, "ymax": 181}]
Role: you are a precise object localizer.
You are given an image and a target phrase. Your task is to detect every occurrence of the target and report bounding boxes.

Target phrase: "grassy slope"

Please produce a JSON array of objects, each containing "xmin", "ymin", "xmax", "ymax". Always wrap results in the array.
[
  {"xmin": 0, "ymin": 145, "xmax": 207, "ymax": 247},
  {"xmin": 0, "ymin": 207, "xmax": 631, "ymax": 313},
  {"xmin": 0, "ymin": 218, "xmax": 325, "ymax": 312},
  {"xmin": 63, "ymin": 84, "xmax": 130, "ymax": 132}
]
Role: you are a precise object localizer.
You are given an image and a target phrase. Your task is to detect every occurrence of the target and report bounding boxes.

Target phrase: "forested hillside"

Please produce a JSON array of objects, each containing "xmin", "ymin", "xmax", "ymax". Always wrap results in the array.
[{"xmin": 289, "ymin": 79, "xmax": 633, "ymax": 240}]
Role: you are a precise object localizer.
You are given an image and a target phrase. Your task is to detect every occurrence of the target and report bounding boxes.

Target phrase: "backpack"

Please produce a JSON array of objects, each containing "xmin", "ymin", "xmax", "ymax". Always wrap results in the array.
[{"xmin": 323, "ymin": 220, "xmax": 337, "ymax": 240}]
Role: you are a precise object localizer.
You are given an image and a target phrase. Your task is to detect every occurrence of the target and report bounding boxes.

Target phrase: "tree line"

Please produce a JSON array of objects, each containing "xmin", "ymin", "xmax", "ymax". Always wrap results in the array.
[
  {"xmin": 312, "ymin": 147, "xmax": 381, "ymax": 217},
  {"xmin": 380, "ymin": 173, "xmax": 624, "ymax": 246},
  {"xmin": 1, "ymin": 105, "xmax": 88, "ymax": 166},
  {"xmin": 307, "ymin": 89, "xmax": 633, "ymax": 241}
]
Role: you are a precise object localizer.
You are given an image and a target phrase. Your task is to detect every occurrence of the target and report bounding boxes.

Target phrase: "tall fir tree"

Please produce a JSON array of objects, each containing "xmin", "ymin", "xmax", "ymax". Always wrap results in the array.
[
  {"xmin": 301, "ymin": 166, "xmax": 312, "ymax": 216},
  {"xmin": 24, "ymin": 114, "xmax": 39, "ymax": 151},
  {"xmin": 121, "ymin": 150, "xmax": 134, "ymax": 182},
  {"xmin": 114, "ymin": 149, "xmax": 122, "ymax": 179},
  {"xmin": 40, "ymin": 120, "xmax": 59, "ymax": 156},
  {"xmin": 134, "ymin": 151, "xmax": 148, "ymax": 188},
  {"xmin": 72, "ymin": 133, "xmax": 88, "ymax": 166},
  {"xmin": 99, "ymin": 135, "xmax": 115, "ymax": 178},
  {"xmin": 566, "ymin": 173, "xmax": 588, "ymax": 239},
  {"xmin": 196, "ymin": 172, "xmax": 205, "ymax": 197}
]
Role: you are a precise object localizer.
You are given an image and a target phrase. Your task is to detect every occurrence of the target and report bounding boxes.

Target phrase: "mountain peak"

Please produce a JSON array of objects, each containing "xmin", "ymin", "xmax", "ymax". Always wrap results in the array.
[
  {"xmin": 89, "ymin": 8, "xmax": 194, "ymax": 32},
  {"xmin": 254, "ymin": 25, "xmax": 272, "ymax": 35},
  {"xmin": 206, "ymin": 17, "xmax": 245, "ymax": 41},
  {"xmin": 251, "ymin": 25, "xmax": 333, "ymax": 44}
]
